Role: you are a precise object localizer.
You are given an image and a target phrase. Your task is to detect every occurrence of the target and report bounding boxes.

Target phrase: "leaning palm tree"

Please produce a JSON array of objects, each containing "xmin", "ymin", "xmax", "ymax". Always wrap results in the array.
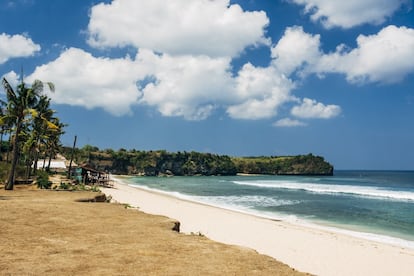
[{"xmin": 1, "ymin": 77, "xmax": 54, "ymax": 190}]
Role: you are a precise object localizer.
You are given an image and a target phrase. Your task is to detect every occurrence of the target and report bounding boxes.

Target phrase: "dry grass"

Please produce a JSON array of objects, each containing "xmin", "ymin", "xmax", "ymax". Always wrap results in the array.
[{"xmin": 0, "ymin": 184, "xmax": 307, "ymax": 275}]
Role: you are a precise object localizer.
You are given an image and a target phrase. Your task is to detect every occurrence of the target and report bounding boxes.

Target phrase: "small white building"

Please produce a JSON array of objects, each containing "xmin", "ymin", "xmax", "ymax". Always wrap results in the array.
[
  {"xmin": 35, "ymin": 159, "xmax": 67, "ymax": 171},
  {"xmin": 33, "ymin": 154, "xmax": 77, "ymax": 173}
]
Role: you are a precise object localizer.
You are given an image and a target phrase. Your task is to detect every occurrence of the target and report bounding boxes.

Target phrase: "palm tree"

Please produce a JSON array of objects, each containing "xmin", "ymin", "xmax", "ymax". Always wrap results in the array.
[
  {"xmin": 44, "ymin": 118, "xmax": 65, "ymax": 172},
  {"xmin": 1, "ymin": 77, "xmax": 54, "ymax": 190},
  {"xmin": 28, "ymin": 95, "xmax": 59, "ymax": 176}
]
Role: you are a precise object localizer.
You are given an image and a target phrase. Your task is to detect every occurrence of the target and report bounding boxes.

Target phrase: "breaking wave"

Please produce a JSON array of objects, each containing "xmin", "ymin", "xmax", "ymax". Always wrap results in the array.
[{"xmin": 233, "ymin": 180, "xmax": 414, "ymax": 202}]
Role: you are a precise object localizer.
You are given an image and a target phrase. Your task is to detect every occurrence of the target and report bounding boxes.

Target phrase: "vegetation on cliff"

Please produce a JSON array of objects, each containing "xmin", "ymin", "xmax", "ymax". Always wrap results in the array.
[
  {"xmin": 233, "ymin": 154, "xmax": 333, "ymax": 175},
  {"xmin": 61, "ymin": 146, "xmax": 334, "ymax": 176}
]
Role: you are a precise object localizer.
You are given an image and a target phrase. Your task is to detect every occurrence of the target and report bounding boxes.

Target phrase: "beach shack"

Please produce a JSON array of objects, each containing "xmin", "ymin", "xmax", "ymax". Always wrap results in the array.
[{"xmin": 77, "ymin": 165, "xmax": 113, "ymax": 187}]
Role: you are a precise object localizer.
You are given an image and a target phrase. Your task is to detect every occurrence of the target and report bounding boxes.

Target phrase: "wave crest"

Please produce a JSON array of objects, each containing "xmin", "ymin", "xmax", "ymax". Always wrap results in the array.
[{"xmin": 233, "ymin": 180, "xmax": 414, "ymax": 202}]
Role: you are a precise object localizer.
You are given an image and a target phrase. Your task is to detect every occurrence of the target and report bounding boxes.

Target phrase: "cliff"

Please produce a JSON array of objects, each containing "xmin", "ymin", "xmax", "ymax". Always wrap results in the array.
[
  {"xmin": 61, "ymin": 147, "xmax": 334, "ymax": 176},
  {"xmin": 232, "ymin": 154, "xmax": 334, "ymax": 176}
]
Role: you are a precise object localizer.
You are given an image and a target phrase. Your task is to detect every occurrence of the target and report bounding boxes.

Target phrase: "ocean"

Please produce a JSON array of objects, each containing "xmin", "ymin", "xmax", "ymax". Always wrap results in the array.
[{"xmin": 118, "ymin": 170, "xmax": 414, "ymax": 248}]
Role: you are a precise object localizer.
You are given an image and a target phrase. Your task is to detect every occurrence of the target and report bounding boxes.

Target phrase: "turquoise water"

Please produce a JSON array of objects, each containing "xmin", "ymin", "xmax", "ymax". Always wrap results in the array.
[{"xmin": 120, "ymin": 171, "xmax": 414, "ymax": 247}]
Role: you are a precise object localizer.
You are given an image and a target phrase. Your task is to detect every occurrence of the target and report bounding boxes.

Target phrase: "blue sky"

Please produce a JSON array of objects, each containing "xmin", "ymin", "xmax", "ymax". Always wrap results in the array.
[{"xmin": 1, "ymin": 0, "xmax": 413, "ymax": 170}]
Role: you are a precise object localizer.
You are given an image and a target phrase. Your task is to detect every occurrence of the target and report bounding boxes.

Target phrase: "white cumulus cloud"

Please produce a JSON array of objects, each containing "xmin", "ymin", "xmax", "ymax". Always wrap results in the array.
[
  {"xmin": 291, "ymin": 98, "xmax": 341, "ymax": 119},
  {"xmin": 271, "ymin": 26, "xmax": 322, "ymax": 77},
  {"xmin": 138, "ymin": 50, "xmax": 235, "ymax": 120},
  {"xmin": 27, "ymin": 48, "xmax": 145, "ymax": 116},
  {"xmin": 0, "ymin": 33, "xmax": 40, "ymax": 64},
  {"xmin": 268, "ymin": 25, "xmax": 414, "ymax": 85},
  {"xmin": 314, "ymin": 25, "xmax": 414, "ymax": 84},
  {"xmin": 227, "ymin": 63, "xmax": 295, "ymax": 119},
  {"xmin": 1, "ymin": 71, "xmax": 20, "ymax": 87},
  {"xmin": 83, "ymin": 0, "xmax": 299, "ymax": 120},
  {"xmin": 87, "ymin": 0, "xmax": 269, "ymax": 57},
  {"xmin": 26, "ymin": 2, "xmax": 393, "ymax": 123},
  {"xmin": 291, "ymin": 0, "xmax": 411, "ymax": 29}
]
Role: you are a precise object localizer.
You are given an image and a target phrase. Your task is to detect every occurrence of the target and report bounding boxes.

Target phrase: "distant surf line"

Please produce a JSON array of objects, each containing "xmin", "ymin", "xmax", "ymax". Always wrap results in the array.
[{"xmin": 232, "ymin": 180, "xmax": 414, "ymax": 202}]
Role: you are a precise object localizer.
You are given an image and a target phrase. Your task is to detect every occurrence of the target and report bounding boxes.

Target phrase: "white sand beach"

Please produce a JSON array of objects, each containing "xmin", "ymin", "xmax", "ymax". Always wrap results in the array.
[{"xmin": 101, "ymin": 178, "xmax": 414, "ymax": 276}]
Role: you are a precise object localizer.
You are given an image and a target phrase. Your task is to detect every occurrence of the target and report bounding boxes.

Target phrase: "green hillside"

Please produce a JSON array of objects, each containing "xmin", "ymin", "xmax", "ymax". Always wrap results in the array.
[{"xmin": 61, "ymin": 146, "xmax": 334, "ymax": 176}]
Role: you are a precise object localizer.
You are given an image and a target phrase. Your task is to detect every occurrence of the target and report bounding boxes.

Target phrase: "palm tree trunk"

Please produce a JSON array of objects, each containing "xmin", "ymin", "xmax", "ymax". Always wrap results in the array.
[
  {"xmin": 47, "ymin": 153, "xmax": 53, "ymax": 172},
  {"xmin": 32, "ymin": 139, "xmax": 41, "ymax": 175},
  {"xmin": 0, "ymin": 128, "xmax": 3, "ymax": 154},
  {"xmin": 6, "ymin": 130, "xmax": 12, "ymax": 163},
  {"xmin": 67, "ymin": 135, "xmax": 77, "ymax": 179},
  {"xmin": 32, "ymin": 151, "xmax": 39, "ymax": 175},
  {"xmin": 25, "ymin": 154, "xmax": 31, "ymax": 181},
  {"xmin": 5, "ymin": 120, "xmax": 22, "ymax": 190}
]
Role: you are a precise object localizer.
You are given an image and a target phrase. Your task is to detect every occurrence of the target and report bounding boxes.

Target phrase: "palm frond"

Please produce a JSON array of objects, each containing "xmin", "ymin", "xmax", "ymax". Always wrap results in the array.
[
  {"xmin": 31, "ymin": 80, "xmax": 44, "ymax": 94},
  {"xmin": 27, "ymin": 108, "xmax": 39, "ymax": 118},
  {"xmin": 46, "ymin": 121, "xmax": 59, "ymax": 130},
  {"xmin": 2, "ymin": 78, "xmax": 17, "ymax": 101},
  {"xmin": 31, "ymin": 80, "xmax": 55, "ymax": 94},
  {"xmin": 46, "ymin": 82, "xmax": 55, "ymax": 93}
]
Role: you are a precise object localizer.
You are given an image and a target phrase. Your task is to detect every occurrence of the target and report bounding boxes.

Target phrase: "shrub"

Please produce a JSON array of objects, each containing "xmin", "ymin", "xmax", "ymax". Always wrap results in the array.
[
  {"xmin": 37, "ymin": 170, "xmax": 52, "ymax": 189},
  {"xmin": 59, "ymin": 182, "xmax": 71, "ymax": 190}
]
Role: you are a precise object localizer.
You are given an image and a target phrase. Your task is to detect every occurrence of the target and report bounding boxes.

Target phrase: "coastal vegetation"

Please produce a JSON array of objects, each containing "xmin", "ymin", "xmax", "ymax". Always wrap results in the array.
[
  {"xmin": 233, "ymin": 154, "xmax": 334, "ymax": 175},
  {"xmin": 0, "ymin": 77, "xmax": 65, "ymax": 190},
  {"xmin": 61, "ymin": 146, "xmax": 334, "ymax": 176}
]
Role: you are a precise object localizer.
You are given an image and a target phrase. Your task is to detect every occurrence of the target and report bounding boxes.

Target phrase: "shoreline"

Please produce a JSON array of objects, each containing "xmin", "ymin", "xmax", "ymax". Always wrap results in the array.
[
  {"xmin": 113, "ymin": 175, "xmax": 414, "ymax": 249},
  {"xmin": 101, "ymin": 176, "xmax": 414, "ymax": 276}
]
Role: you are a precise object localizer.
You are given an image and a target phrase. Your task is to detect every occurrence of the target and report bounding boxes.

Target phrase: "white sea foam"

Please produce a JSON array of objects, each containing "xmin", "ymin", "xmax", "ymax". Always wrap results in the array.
[
  {"xmin": 127, "ymin": 184, "xmax": 297, "ymax": 209},
  {"xmin": 233, "ymin": 180, "xmax": 414, "ymax": 202},
  {"xmin": 127, "ymin": 183, "xmax": 302, "ymax": 222},
  {"xmin": 128, "ymin": 183, "xmax": 195, "ymax": 201},
  {"xmin": 194, "ymin": 195, "xmax": 299, "ymax": 207}
]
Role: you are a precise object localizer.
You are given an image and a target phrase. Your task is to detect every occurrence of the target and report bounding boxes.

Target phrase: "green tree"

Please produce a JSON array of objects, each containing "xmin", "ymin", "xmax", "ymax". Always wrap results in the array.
[
  {"xmin": 30, "ymin": 96, "xmax": 52, "ymax": 174},
  {"xmin": 0, "ymin": 77, "xmax": 55, "ymax": 190},
  {"xmin": 44, "ymin": 118, "xmax": 65, "ymax": 172},
  {"xmin": 29, "ymin": 96, "xmax": 62, "ymax": 175}
]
